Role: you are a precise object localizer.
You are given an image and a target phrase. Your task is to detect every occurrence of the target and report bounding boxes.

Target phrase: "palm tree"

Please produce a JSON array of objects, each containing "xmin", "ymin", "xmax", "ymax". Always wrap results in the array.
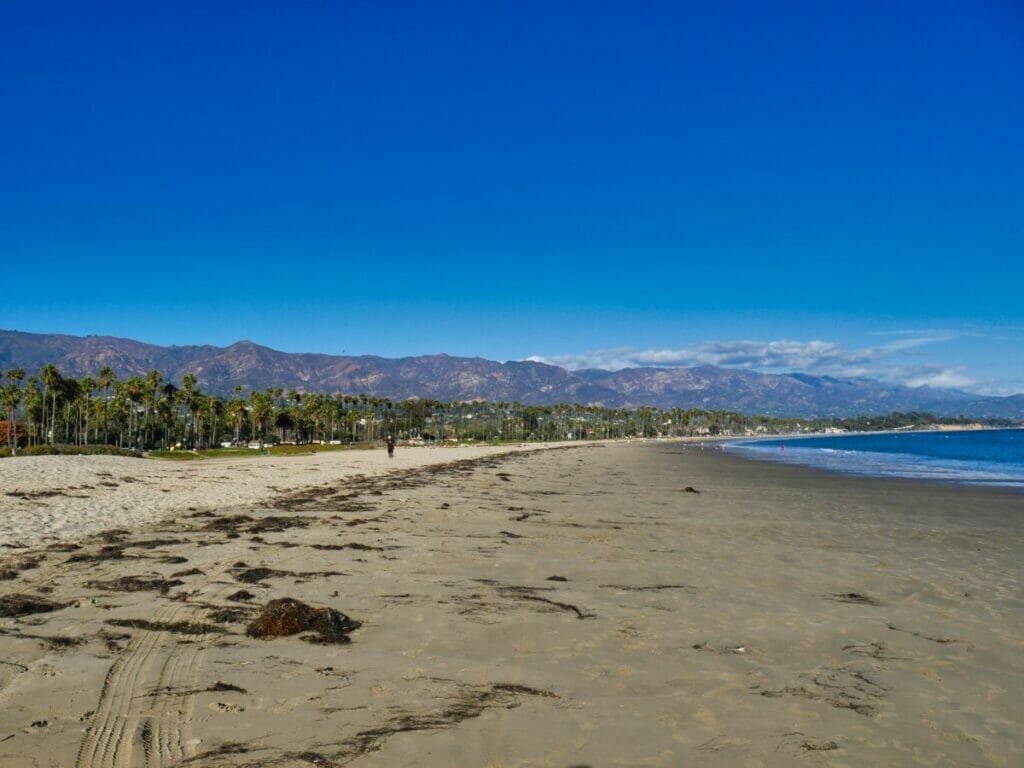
[
  {"xmin": 96, "ymin": 365, "xmax": 116, "ymax": 442},
  {"xmin": 4, "ymin": 368, "xmax": 24, "ymax": 454},
  {"xmin": 79, "ymin": 375, "xmax": 96, "ymax": 444},
  {"xmin": 249, "ymin": 390, "xmax": 274, "ymax": 450},
  {"xmin": 226, "ymin": 397, "xmax": 247, "ymax": 446},
  {"xmin": 39, "ymin": 364, "xmax": 61, "ymax": 444}
]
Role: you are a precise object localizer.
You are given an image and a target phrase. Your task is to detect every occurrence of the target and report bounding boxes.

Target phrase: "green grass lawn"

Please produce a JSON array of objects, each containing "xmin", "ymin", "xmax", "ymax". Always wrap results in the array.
[{"xmin": 147, "ymin": 443, "xmax": 367, "ymax": 460}]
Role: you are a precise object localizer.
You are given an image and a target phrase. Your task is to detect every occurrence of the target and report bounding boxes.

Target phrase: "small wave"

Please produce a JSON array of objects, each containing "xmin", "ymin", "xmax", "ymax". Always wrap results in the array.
[{"xmin": 724, "ymin": 440, "xmax": 1024, "ymax": 488}]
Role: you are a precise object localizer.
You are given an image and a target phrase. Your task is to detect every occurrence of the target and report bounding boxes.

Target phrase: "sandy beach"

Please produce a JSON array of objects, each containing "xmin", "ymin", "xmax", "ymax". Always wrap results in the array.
[{"xmin": 1, "ymin": 442, "xmax": 1022, "ymax": 767}]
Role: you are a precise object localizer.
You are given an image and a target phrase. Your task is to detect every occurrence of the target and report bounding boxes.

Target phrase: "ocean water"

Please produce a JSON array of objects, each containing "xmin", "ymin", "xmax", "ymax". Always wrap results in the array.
[{"xmin": 726, "ymin": 428, "xmax": 1024, "ymax": 487}]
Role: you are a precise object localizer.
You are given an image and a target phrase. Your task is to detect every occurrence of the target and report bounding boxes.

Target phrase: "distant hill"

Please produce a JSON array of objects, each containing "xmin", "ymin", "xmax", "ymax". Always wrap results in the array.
[{"xmin": 1, "ymin": 329, "xmax": 1021, "ymax": 418}]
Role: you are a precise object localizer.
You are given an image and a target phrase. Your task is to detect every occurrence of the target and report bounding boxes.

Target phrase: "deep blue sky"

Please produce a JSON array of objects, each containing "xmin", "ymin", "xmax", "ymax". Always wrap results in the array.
[{"xmin": 3, "ymin": 1, "xmax": 1022, "ymax": 393}]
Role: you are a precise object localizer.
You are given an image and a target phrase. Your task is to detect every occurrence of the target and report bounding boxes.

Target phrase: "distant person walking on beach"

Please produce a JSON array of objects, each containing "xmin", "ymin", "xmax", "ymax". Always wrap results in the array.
[{"xmin": 386, "ymin": 435, "xmax": 396, "ymax": 459}]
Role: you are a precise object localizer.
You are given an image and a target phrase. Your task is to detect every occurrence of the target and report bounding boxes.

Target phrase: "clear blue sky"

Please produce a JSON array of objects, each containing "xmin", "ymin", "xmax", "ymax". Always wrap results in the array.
[{"xmin": 3, "ymin": 1, "xmax": 1022, "ymax": 394}]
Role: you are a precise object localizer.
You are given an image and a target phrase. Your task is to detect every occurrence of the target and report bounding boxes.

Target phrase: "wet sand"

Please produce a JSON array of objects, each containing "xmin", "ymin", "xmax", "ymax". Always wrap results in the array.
[{"xmin": 1, "ymin": 442, "xmax": 1022, "ymax": 767}]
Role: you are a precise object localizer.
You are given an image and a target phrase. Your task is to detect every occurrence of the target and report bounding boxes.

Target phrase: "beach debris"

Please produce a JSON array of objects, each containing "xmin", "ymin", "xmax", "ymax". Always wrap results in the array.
[
  {"xmin": 127, "ymin": 538, "xmax": 183, "ymax": 549},
  {"xmin": 498, "ymin": 530, "xmax": 522, "ymax": 539},
  {"xmin": 600, "ymin": 583, "xmax": 694, "ymax": 592},
  {"xmin": 0, "ymin": 593, "xmax": 67, "ymax": 618},
  {"xmin": 801, "ymin": 739, "xmax": 839, "ymax": 751},
  {"xmin": 234, "ymin": 567, "xmax": 287, "ymax": 584},
  {"xmin": 755, "ymin": 665, "xmax": 885, "ymax": 717},
  {"xmin": 171, "ymin": 568, "xmax": 204, "ymax": 577},
  {"xmin": 0, "ymin": 555, "xmax": 43, "ymax": 580},
  {"xmin": 886, "ymin": 623, "xmax": 971, "ymax": 647},
  {"xmin": 546, "ymin": 575, "xmax": 569, "ymax": 582},
  {"xmin": 342, "ymin": 516, "xmax": 385, "ymax": 527},
  {"xmin": 476, "ymin": 580, "xmax": 595, "ymax": 620},
  {"xmin": 207, "ymin": 605, "xmax": 256, "ymax": 623},
  {"xmin": 439, "ymin": 502, "xmax": 450, "ymax": 509},
  {"xmin": 46, "ymin": 542, "xmax": 81, "ymax": 552},
  {"xmin": 310, "ymin": 542, "xmax": 383, "ymax": 551},
  {"xmin": 682, "ymin": 486, "xmax": 700, "ymax": 493},
  {"xmin": 202, "ymin": 515, "xmax": 255, "ymax": 531},
  {"xmin": 825, "ymin": 592, "xmax": 883, "ymax": 606},
  {"xmin": 249, "ymin": 515, "xmax": 314, "ymax": 533},
  {"xmin": 0, "ymin": 628, "xmax": 83, "ymax": 650},
  {"xmin": 86, "ymin": 576, "xmax": 184, "ymax": 594},
  {"xmin": 65, "ymin": 545, "xmax": 127, "ymax": 564},
  {"xmin": 692, "ymin": 641, "xmax": 750, "ymax": 655},
  {"xmin": 293, "ymin": 752, "xmax": 337, "ymax": 767},
  {"xmin": 106, "ymin": 618, "xmax": 223, "ymax": 635},
  {"xmin": 181, "ymin": 743, "xmax": 251, "ymax": 763},
  {"xmin": 147, "ymin": 680, "xmax": 247, "ymax": 697},
  {"xmin": 842, "ymin": 641, "xmax": 908, "ymax": 660},
  {"xmin": 246, "ymin": 598, "xmax": 361, "ymax": 644},
  {"xmin": 330, "ymin": 681, "xmax": 556, "ymax": 762},
  {"xmin": 232, "ymin": 565, "xmax": 346, "ymax": 584}
]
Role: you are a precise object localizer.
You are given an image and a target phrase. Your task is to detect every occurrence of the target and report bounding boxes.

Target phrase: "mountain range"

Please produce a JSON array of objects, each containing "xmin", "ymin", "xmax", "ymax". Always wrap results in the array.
[{"xmin": 1, "ymin": 330, "xmax": 1021, "ymax": 419}]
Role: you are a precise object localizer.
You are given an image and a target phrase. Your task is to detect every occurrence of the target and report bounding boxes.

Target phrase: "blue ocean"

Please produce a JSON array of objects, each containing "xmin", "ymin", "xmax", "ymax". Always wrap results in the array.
[{"xmin": 726, "ymin": 428, "xmax": 1024, "ymax": 487}]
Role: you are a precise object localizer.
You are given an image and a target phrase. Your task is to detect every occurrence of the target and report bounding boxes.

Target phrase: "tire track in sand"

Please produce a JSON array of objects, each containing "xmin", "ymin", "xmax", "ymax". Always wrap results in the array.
[{"xmin": 75, "ymin": 572, "xmax": 235, "ymax": 768}]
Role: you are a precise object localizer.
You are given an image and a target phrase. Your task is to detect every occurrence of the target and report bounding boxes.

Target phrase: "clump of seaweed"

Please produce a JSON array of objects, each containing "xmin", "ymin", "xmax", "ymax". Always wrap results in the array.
[
  {"xmin": 309, "ymin": 542, "xmax": 383, "ymax": 552},
  {"xmin": 127, "ymin": 538, "xmax": 183, "ymax": 549},
  {"xmin": 65, "ymin": 545, "xmax": 126, "ymax": 564},
  {"xmin": 106, "ymin": 618, "xmax": 222, "ymax": 635},
  {"xmin": 0, "ymin": 594, "xmax": 67, "ymax": 618},
  {"xmin": 825, "ymin": 592, "xmax": 883, "ymax": 606},
  {"xmin": 0, "ymin": 555, "xmax": 44, "ymax": 580},
  {"xmin": 249, "ymin": 516, "xmax": 313, "ymax": 533},
  {"xmin": 202, "ymin": 515, "xmax": 254, "ymax": 531},
  {"xmin": 235, "ymin": 567, "xmax": 287, "ymax": 584},
  {"xmin": 246, "ymin": 598, "xmax": 361, "ymax": 644},
  {"xmin": 86, "ymin": 576, "xmax": 185, "ymax": 594},
  {"xmin": 207, "ymin": 606, "xmax": 256, "ymax": 623}
]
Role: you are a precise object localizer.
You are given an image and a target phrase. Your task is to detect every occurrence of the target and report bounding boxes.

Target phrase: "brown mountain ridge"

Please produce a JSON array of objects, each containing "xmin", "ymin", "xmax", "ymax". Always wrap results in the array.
[{"xmin": 1, "ymin": 329, "xmax": 1020, "ymax": 418}]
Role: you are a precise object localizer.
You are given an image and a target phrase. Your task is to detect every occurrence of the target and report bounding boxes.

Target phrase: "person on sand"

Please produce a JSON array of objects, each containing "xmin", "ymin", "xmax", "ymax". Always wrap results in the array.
[{"xmin": 386, "ymin": 434, "xmax": 396, "ymax": 459}]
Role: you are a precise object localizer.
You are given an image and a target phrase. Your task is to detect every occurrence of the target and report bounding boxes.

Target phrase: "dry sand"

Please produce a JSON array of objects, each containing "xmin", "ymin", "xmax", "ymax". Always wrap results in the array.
[
  {"xmin": 1, "ymin": 442, "xmax": 1022, "ymax": 767},
  {"xmin": 0, "ymin": 445, "xmax": 548, "ymax": 548}
]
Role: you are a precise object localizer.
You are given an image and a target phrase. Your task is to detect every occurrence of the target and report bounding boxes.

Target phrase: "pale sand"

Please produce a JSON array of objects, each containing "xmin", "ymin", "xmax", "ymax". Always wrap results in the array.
[
  {"xmin": 1, "ymin": 443, "xmax": 1022, "ymax": 767},
  {"xmin": 0, "ymin": 445, "xmax": 552, "ymax": 548}
]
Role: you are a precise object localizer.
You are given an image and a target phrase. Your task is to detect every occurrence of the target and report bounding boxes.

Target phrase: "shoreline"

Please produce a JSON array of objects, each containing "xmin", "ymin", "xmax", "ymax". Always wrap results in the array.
[
  {"xmin": 2, "ymin": 442, "xmax": 1022, "ymax": 766},
  {"xmin": 720, "ymin": 427, "xmax": 1024, "ymax": 490}
]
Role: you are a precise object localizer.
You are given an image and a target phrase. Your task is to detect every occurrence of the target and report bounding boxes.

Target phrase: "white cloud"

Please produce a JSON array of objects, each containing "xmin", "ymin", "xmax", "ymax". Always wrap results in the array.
[
  {"xmin": 888, "ymin": 365, "xmax": 975, "ymax": 390},
  {"xmin": 525, "ymin": 332, "xmax": 996, "ymax": 392},
  {"xmin": 530, "ymin": 338, "xmax": 885, "ymax": 374}
]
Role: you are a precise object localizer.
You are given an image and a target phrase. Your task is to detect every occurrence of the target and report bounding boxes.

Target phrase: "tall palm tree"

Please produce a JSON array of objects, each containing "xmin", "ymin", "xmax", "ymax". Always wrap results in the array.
[
  {"xmin": 4, "ymin": 368, "xmax": 24, "ymax": 454},
  {"xmin": 39, "ymin": 364, "xmax": 61, "ymax": 444},
  {"xmin": 249, "ymin": 390, "xmax": 274, "ymax": 450},
  {"xmin": 96, "ymin": 365, "xmax": 116, "ymax": 443}
]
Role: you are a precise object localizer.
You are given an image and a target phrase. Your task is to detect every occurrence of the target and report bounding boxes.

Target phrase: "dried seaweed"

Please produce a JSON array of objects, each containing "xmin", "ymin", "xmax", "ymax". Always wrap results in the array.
[
  {"xmin": 65, "ymin": 545, "xmax": 127, "ymax": 564},
  {"xmin": 825, "ymin": 592, "xmax": 882, "ymax": 606},
  {"xmin": 0, "ymin": 594, "xmax": 66, "ymax": 618},
  {"xmin": 246, "ymin": 598, "xmax": 360, "ymax": 644},
  {"xmin": 106, "ymin": 618, "xmax": 223, "ymax": 635},
  {"xmin": 86, "ymin": 576, "xmax": 184, "ymax": 594}
]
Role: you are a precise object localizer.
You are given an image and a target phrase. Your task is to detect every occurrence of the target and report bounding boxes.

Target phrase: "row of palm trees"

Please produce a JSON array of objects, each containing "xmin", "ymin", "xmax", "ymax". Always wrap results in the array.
[{"xmin": 1, "ymin": 365, "xmax": 826, "ymax": 455}]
